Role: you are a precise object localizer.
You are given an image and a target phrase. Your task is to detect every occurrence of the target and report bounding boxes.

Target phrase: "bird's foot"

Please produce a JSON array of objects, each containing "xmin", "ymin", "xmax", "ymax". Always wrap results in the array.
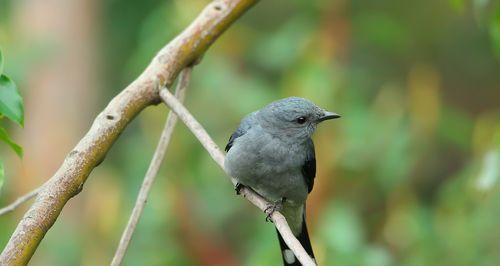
[
  {"xmin": 264, "ymin": 197, "xmax": 286, "ymax": 222},
  {"xmin": 234, "ymin": 182, "xmax": 244, "ymax": 195}
]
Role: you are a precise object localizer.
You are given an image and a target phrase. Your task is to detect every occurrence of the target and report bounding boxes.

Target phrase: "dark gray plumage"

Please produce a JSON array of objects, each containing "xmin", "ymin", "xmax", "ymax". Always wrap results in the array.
[{"xmin": 224, "ymin": 97, "xmax": 339, "ymax": 265}]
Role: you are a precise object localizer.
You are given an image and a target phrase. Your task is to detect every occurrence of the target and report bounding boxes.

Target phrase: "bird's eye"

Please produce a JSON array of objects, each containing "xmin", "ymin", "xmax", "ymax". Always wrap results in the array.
[{"xmin": 296, "ymin": 116, "xmax": 307, "ymax": 124}]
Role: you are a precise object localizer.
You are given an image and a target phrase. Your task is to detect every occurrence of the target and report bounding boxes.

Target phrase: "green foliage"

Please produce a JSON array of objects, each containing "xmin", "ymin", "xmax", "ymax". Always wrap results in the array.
[
  {"xmin": 0, "ymin": 49, "xmax": 23, "ymax": 127},
  {"xmin": 490, "ymin": 6, "xmax": 500, "ymax": 58},
  {"xmin": 0, "ymin": 75, "xmax": 23, "ymax": 127},
  {"xmin": 462, "ymin": 0, "xmax": 500, "ymax": 59},
  {"xmin": 449, "ymin": 0, "xmax": 465, "ymax": 12},
  {"xmin": 0, "ymin": 127, "xmax": 22, "ymax": 157},
  {"xmin": 0, "ymin": 48, "xmax": 24, "ymax": 191}
]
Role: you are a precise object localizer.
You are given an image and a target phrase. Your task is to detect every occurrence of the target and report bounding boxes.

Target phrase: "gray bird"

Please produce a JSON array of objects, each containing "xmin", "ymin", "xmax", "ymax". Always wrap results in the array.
[{"xmin": 224, "ymin": 97, "xmax": 340, "ymax": 265}]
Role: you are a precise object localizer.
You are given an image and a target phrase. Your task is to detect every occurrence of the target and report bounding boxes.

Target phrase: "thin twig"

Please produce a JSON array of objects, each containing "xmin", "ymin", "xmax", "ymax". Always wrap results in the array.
[
  {"xmin": 159, "ymin": 89, "xmax": 316, "ymax": 266},
  {"xmin": 111, "ymin": 68, "xmax": 192, "ymax": 266},
  {"xmin": 0, "ymin": 186, "xmax": 42, "ymax": 216}
]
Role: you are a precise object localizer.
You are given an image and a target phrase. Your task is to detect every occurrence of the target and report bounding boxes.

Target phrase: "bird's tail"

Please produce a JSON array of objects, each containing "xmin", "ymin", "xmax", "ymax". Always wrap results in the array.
[{"xmin": 276, "ymin": 215, "xmax": 315, "ymax": 265}]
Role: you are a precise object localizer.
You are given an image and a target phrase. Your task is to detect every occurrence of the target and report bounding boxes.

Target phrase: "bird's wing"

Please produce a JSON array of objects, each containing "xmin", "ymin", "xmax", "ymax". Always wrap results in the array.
[
  {"xmin": 225, "ymin": 111, "xmax": 257, "ymax": 152},
  {"xmin": 302, "ymin": 139, "xmax": 316, "ymax": 193}
]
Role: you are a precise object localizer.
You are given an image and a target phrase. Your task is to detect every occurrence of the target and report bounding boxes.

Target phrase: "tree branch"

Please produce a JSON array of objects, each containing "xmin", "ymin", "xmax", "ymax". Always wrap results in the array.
[
  {"xmin": 159, "ymin": 89, "xmax": 317, "ymax": 266},
  {"xmin": 0, "ymin": 1, "xmax": 259, "ymax": 265},
  {"xmin": 0, "ymin": 187, "xmax": 42, "ymax": 216},
  {"xmin": 111, "ymin": 67, "xmax": 192, "ymax": 266}
]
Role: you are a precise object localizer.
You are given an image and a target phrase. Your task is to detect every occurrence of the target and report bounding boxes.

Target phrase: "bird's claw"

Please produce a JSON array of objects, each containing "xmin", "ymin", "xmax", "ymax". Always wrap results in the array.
[
  {"xmin": 264, "ymin": 198, "xmax": 286, "ymax": 222},
  {"xmin": 234, "ymin": 182, "xmax": 244, "ymax": 195}
]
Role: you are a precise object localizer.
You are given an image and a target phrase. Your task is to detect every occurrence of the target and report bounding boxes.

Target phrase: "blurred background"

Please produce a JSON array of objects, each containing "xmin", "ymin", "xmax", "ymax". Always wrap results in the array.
[{"xmin": 1, "ymin": 0, "xmax": 499, "ymax": 265}]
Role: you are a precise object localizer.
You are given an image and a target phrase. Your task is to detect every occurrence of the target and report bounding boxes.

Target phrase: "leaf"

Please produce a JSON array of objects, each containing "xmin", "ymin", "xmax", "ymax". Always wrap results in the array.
[
  {"xmin": 0, "ymin": 74, "xmax": 24, "ymax": 126},
  {"xmin": 0, "ymin": 127, "xmax": 23, "ymax": 157},
  {"xmin": 0, "ymin": 161, "xmax": 4, "ymax": 192}
]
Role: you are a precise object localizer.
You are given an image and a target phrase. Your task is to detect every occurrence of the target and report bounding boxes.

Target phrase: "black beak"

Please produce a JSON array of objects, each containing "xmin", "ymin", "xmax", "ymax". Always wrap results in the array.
[{"xmin": 318, "ymin": 111, "xmax": 341, "ymax": 122}]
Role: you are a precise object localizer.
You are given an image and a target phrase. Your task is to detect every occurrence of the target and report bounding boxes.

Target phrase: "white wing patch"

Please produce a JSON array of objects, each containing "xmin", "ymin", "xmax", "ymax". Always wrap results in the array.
[{"xmin": 283, "ymin": 249, "xmax": 296, "ymax": 264}]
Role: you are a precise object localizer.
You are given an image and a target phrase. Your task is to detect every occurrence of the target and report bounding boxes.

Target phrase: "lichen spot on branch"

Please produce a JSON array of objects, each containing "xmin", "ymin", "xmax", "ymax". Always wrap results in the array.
[{"xmin": 103, "ymin": 111, "xmax": 120, "ymax": 122}]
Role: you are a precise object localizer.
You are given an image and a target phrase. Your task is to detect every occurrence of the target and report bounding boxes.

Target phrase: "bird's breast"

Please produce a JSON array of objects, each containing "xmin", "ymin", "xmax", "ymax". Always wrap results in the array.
[{"xmin": 224, "ymin": 129, "xmax": 308, "ymax": 203}]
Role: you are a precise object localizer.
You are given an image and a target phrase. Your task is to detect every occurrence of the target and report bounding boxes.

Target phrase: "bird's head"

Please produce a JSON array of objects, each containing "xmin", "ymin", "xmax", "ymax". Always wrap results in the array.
[{"xmin": 257, "ymin": 97, "xmax": 340, "ymax": 142}]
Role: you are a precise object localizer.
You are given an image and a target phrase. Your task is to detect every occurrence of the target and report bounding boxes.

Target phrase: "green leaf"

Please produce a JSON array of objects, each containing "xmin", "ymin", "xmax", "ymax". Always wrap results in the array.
[
  {"xmin": 0, "ymin": 49, "xmax": 3, "ymax": 74},
  {"xmin": 0, "ymin": 127, "xmax": 23, "ymax": 157},
  {"xmin": 0, "ymin": 74, "xmax": 24, "ymax": 126},
  {"xmin": 0, "ymin": 161, "xmax": 4, "ymax": 192}
]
